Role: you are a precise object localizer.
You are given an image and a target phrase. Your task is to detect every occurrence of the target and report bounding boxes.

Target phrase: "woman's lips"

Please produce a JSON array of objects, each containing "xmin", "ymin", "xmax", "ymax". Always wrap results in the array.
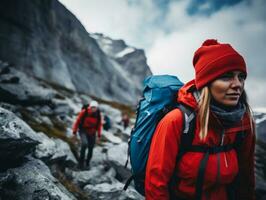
[{"xmin": 226, "ymin": 93, "xmax": 240, "ymax": 98}]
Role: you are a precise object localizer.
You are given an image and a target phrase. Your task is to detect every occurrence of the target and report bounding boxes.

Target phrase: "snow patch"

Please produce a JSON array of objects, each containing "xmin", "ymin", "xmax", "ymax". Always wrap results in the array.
[{"xmin": 115, "ymin": 47, "xmax": 135, "ymax": 58}]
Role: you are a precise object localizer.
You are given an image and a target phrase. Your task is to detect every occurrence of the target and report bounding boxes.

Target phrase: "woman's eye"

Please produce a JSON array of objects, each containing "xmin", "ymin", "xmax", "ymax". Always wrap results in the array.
[
  {"xmin": 238, "ymin": 74, "xmax": 246, "ymax": 81},
  {"xmin": 219, "ymin": 74, "xmax": 233, "ymax": 81}
]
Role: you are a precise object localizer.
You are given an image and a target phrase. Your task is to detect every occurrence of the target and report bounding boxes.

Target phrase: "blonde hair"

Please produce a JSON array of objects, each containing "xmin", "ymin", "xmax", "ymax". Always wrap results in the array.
[
  {"xmin": 197, "ymin": 88, "xmax": 254, "ymax": 141},
  {"xmin": 198, "ymin": 87, "xmax": 211, "ymax": 140}
]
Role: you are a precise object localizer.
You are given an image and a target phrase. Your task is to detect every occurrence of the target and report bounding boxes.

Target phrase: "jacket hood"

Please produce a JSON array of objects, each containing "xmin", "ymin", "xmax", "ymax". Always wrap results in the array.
[{"xmin": 177, "ymin": 79, "xmax": 198, "ymax": 110}]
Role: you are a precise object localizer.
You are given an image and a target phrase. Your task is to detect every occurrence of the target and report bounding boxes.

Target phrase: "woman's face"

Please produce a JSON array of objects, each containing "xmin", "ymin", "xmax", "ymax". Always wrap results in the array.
[{"xmin": 209, "ymin": 70, "xmax": 246, "ymax": 106}]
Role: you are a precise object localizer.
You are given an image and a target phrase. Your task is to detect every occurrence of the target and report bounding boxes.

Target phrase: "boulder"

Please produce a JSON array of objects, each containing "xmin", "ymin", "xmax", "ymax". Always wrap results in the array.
[
  {"xmin": 66, "ymin": 164, "xmax": 116, "ymax": 187},
  {"xmin": 0, "ymin": 107, "xmax": 40, "ymax": 164},
  {"xmin": 0, "ymin": 156, "xmax": 76, "ymax": 200},
  {"xmin": 34, "ymin": 132, "xmax": 77, "ymax": 167},
  {"xmin": 0, "ymin": 66, "xmax": 56, "ymax": 106},
  {"xmin": 84, "ymin": 182, "xmax": 144, "ymax": 200}
]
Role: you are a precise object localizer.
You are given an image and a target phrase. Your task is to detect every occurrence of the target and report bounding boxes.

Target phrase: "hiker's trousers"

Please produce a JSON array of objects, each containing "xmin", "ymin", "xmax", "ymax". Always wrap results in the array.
[{"xmin": 79, "ymin": 130, "xmax": 96, "ymax": 166}]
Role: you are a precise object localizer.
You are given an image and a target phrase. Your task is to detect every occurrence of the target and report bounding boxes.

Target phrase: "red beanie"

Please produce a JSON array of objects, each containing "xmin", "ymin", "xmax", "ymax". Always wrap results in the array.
[{"xmin": 193, "ymin": 39, "xmax": 247, "ymax": 89}]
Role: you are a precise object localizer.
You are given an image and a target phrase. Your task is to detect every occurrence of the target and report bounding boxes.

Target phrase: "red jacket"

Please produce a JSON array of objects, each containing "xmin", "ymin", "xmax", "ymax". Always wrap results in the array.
[
  {"xmin": 145, "ymin": 80, "xmax": 255, "ymax": 200},
  {"xmin": 72, "ymin": 107, "xmax": 102, "ymax": 138}
]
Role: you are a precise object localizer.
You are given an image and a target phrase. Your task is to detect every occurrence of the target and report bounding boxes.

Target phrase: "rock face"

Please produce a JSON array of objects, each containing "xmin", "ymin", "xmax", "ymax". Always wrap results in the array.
[
  {"xmin": 0, "ymin": 0, "xmax": 152, "ymax": 105},
  {"xmin": 91, "ymin": 33, "xmax": 152, "ymax": 92}
]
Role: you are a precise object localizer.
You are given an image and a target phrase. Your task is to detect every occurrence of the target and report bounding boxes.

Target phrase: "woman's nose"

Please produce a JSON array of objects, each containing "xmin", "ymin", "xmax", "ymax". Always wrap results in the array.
[{"xmin": 231, "ymin": 76, "xmax": 243, "ymax": 87}]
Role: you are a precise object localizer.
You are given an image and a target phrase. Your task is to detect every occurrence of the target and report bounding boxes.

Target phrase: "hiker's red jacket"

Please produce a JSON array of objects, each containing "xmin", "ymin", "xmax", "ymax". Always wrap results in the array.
[
  {"xmin": 72, "ymin": 107, "xmax": 102, "ymax": 138},
  {"xmin": 145, "ymin": 80, "xmax": 255, "ymax": 200}
]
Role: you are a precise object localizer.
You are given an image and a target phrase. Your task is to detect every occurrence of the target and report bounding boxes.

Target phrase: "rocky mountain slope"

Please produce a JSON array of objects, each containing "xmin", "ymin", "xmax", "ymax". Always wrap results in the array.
[
  {"xmin": 0, "ymin": 61, "xmax": 266, "ymax": 199},
  {"xmin": 0, "ymin": 0, "xmax": 152, "ymax": 105},
  {"xmin": 0, "ymin": 61, "xmax": 144, "ymax": 200}
]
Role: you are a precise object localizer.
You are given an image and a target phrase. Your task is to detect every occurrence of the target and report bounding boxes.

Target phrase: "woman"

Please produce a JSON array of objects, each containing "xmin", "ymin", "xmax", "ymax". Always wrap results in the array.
[{"xmin": 145, "ymin": 39, "xmax": 255, "ymax": 200}]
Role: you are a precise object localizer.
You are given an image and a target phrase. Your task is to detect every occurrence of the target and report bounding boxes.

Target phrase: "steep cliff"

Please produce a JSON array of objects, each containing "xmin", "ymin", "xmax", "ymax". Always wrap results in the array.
[{"xmin": 0, "ymin": 0, "xmax": 151, "ymax": 105}]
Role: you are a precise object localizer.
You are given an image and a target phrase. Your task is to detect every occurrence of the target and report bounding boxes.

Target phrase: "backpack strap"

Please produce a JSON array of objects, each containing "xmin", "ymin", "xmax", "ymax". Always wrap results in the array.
[
  {"xmin": 169, "ymin": 104, "xmax": 196, "ymax": 198},
  {"xmin": 123, "ymin": 172, "xmax": 146, "ymax": 195},
  {"xmin": 123, "ymin": 175, "xmax": 134, "ymax": 191},
  {"xmin": 124, "ymin": 100, "xmax": 143, "ymax": 169},
  {"xmin": 233, "ymin": 131, "xmax": 247, "ymax": 150},
  {"xmin": 195, "ymin": 150, "xmax": 209, "ymax": 200},
  {"xmin": 194, "ymin": 131, "xmax": 247, "ymax": 200},
  {"xmin": 96, "ymin": 109, "xmax": 101, "ymax": 127},
  {"xmin": 176, "ymin": 104, "xmax": 196, "ymax": 161},
  {"xmin": 227, "ymin": 131, "xmax": 247, "ymax": 200}
]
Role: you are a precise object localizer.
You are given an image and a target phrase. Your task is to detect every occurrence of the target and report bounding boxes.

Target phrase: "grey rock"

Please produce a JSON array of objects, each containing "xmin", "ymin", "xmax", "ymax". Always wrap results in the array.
[
  {"xmin": 0, "ymin": 102, "xmax": 18, "ymax": 113},
  {"xmin": 52, "ymin": 99, "xmax": 74, "ymax": 115},
  {"xmin": 34, "ymin": 132, "xmax": 77, "ymax": 167},
  {"xmin": 100, "ymin": 104, "xmax": 122, "ymax": 124},
  {"xmin": 254, "ymin": 112, "xmax": 266, "ymax": 143},
  {"xmin": 1, "ymin": 156, "xmax": 76, "ymax": 200},
  {"xmin": 108, "ymin": 143, "xmax": 130, "ymax": 169},
  {"xmin": 66, "ymin": 165, "xmax": 116, "ymax": 187},
  {"xmin": 0, "ymin": 107, "xmax": 77, "ymax": 169},
  {"xmin": 84, "ymin": 182, "xmax": 144, "ymax": 200},
  {"xmin": 256, "ymin": 172, "xmax": 266, "ymax": 200},
  {"xmin": 102, "ymin": 130, "xmax": 122, "ymax": 144},
  {"xmin": 0, "ymin": 66, "xmax": 56, "ymax": 106},
  {"xmin": 37, "ymin": 105, "xmax": 55, "ymax": 115},
  {"xmin": 89, "ymin": 146, "xmax": 109, "ymax": 166},
  {"xmin": 254, "ymin": 112, "xmax": 266, "ymax": 197},
  {"xmin": 40, "ymin": 116, "xmax": 53, "ymax": 126},
  {"xmin": 92, "ymin": 33, "xmax": 152, "ymax": 92},
  {"xmin": 0, "ymin": 107, "xmax": 40, "ymax": 162}
]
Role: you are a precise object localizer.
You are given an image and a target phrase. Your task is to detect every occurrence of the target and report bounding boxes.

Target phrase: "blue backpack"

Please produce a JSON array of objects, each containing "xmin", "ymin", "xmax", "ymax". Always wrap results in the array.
[{"xmin": 123, "ymin": 75, "xmax": 196, "ymax": 195}]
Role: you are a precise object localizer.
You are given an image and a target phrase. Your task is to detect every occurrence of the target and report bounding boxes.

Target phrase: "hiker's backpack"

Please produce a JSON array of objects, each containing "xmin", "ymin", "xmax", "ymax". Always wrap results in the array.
[
  {"xmin": 79, "ymin": 107, "xmax": 101, "ymax": 130},
  {"xmin": 123, "ymin": 75, "xmax": 187, "ymax": 195}
]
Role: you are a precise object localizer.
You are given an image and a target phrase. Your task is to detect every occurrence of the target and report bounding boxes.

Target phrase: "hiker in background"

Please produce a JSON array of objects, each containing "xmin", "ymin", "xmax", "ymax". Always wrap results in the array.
[
  {"xmin": 72, "ymin": 100, "xmax": 102, "ymax": 169},
  {"xmin": 145, "ymin": 40, "xmax": 255, "ymax": 199},
  {"xmin": 121, "ymin": 113, "xmax": 129, "ymax": 130},
  {"xmin": 103, "ymin": 114, "xmax": 111, "ymax": 131}
]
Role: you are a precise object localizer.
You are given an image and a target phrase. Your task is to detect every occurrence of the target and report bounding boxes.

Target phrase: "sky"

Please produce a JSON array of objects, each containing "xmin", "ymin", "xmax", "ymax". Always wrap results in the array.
[{"xmin": 59, "ymin": 0, "xmax": 266, "ymax": 108}]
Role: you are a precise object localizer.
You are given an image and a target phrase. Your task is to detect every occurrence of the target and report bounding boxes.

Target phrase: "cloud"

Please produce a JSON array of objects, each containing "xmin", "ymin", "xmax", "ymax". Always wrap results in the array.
[
  {"xmin": 187, "ymin": 0, "xmax": 244, "ymax": 16},
  {"xmin": 60, "ymin": 0, "xmax": 162, "ymax": 48},
  {"xmin": 59, "ymin": 0, "xmax": 266, "ymax": 107},
  {"xmin": 147, "ymin": 0, "xmax": 266, "ymax": 107}
]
